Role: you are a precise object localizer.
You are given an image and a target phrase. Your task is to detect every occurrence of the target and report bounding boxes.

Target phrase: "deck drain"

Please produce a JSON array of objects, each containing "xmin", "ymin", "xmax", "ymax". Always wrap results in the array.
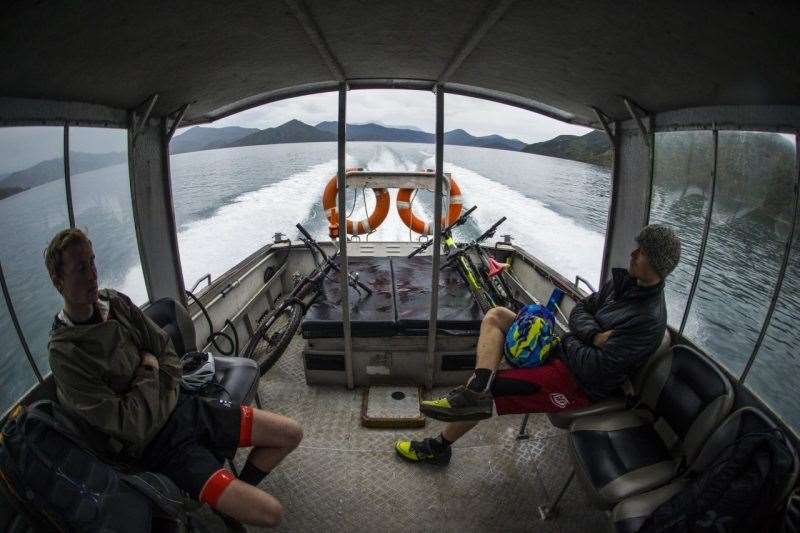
[{"xmin": 391, "ymin": 391, "xmax": 406, "ymax": 400}]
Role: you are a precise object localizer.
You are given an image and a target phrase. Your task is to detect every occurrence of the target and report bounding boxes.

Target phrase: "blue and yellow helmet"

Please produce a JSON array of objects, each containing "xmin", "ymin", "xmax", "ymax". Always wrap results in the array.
[{"xmin": 503, "ymin": 304, "xmax": 560, "ymax": 368}]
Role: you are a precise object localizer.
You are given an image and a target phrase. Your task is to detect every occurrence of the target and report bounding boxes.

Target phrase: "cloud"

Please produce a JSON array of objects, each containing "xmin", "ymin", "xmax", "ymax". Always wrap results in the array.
[{"xmin": 211, "ymin": 90, "xmax": 591, "ymax": 144}]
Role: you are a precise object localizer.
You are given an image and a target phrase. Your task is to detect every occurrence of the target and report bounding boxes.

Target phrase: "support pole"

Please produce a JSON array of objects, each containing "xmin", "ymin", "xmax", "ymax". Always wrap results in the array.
[
  {"xmin": 63, "ymin": 124, "xmax": 75, "ymax": 228},
  {"xmin": 336, "ymin": 83, "xmax": 354, "ymax": 389},
  {"xmin": 622, "ymin": 97, "xmax": 651, "ymax": 148},
  {"xmin": 740, "ymin": 132, "xmax": 800, "ymax": 383},
  {"xmin": 538, "ymin": 468, "xmax": 575, "ymax": 520},
  {"xmin": 426, "ymin": 86, "xmax": 445, "ymax": 389},
  {"xmin": 165, "ymin": 103, "xmax": 189, "ymax": 141},
  {"xmin": 680, "ymin": 128, "xmax": 719, "ymax": 334},
  {"xmin": 590, "ymin": 106, "xmax": 616, "ymax": 145},
  {"xmin": 131, "ymin": 94, "xmax": 158, "ymax": 142},
  {"xmin": 0, "ymin": 261, "xmax": 43, "ymax": 384}
]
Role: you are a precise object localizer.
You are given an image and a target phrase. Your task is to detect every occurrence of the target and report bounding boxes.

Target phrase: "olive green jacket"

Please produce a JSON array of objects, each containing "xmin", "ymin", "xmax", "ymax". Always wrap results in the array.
[{"xmin": 48, "ymin": 289, "xmax": 182, "ymax": 460}]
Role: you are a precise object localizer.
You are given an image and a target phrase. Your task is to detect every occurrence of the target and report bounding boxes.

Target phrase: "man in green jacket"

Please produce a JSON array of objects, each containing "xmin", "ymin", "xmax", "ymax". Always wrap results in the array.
[{"xmin": 46, "ymin": 228, "xmax": 302, "ymax": 528}]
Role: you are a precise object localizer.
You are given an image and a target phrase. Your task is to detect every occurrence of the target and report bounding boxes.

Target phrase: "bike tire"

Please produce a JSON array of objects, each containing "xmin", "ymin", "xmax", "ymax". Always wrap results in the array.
[{"xmin": 244, "ymin": 300, "xmax": 305, "ymax": 376}]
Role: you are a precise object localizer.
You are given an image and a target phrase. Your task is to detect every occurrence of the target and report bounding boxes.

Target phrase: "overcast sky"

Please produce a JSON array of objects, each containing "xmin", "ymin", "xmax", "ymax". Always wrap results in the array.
[
  {"xmin": 213, "ymin": 90, "xmax": 591, "ymax": 143},
  {"xmin": 0, "ymin": 90, "xmax": 590, "ymax": 175}
]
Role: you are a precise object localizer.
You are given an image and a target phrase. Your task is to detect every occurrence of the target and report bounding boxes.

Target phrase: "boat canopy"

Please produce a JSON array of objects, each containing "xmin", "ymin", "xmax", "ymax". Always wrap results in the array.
[
  {"xmin": 2, "ymin": 1, "xmax": 800, "ymax": 435},
  {"xmin": 1, "ymin": 0, "xmax": 799, "ymax": 127}
]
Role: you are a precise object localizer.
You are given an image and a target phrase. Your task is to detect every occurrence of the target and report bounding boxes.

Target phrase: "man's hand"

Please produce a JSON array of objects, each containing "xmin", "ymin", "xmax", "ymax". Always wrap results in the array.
[
  {"xmin": 140, "ymin": 352, "xmax": 159, "ymax": 370},
  {"xmin": 592, "ymin": 330, "xmax": 614, "ymax": 349}
]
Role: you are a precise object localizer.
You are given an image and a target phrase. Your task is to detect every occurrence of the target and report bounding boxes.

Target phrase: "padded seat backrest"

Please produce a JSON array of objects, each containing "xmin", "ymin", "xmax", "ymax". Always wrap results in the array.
[
  {"xmin": 637, "ymin": 344, "xmax": 733, "ymax": 464},
  {"xmin": 690, "ymin": 407, "xmax": 799, "ymax": 510},
  {"xmin": 143, "ymin": 298, "xmax": 197, "ymax": 356},
  {"xmin": 630, "ymin": 329, "xmax": 672, "ymax": 394}
]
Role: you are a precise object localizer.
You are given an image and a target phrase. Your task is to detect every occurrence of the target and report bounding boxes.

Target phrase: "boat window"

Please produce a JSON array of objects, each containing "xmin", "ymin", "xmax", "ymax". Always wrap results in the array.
[
  {"xmin": 445, "ymin": 94, "xmax": 607, "ymax": 285},
  {"xmin": 682, "ymin": 131, "xmax": 796, "ymax": 377},
  {"xmin": 69, "ymin": 128, "xmax": 147, "ymax": 304},
  {"xmin": 169, "ymin": 92, "xmax": 339, "ymax": 290},
  {"xmin": 0, "ymin": 126, "xmax": 69, "ymax": 378},
  {"xmin": 0, "ymin": 291, "xmax": 38, "ymax": 416},
  {"xmin": 342, "ymin": 89, "xmax": 434, "ymax": 242},
  {"xmin": 743, "ymin": 135, "xmax": 799, "ymax": 431},
  {"xmin": 648, "ymin": 131, "xmax": 715, "ymax": 329}
]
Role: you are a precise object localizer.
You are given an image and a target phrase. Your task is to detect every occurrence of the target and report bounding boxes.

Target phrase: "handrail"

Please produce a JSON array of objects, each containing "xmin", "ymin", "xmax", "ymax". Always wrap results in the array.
[
  {"xmin": 190, "ymin": 273, "xmax": 212, "ymax": 294},
  {"xmin": 574, "ymin": 275, "xmax": 597, "ymax": 295}
]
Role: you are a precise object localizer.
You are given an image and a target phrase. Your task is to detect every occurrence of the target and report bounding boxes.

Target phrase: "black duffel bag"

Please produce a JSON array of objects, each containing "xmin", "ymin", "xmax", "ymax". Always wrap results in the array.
[{"xmin": 0, "ymin": 400, "xmax": 154, "ymax": 532}]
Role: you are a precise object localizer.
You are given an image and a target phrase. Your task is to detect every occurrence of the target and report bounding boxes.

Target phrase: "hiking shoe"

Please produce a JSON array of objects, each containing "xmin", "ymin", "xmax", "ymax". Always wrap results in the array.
[
  {"xmin": 419, "ymin": 386, "xmax": 493, "ymax": 422},
  {"xmin": 394, "ymin": 438, "xmax": 452, "ymax": 466}
]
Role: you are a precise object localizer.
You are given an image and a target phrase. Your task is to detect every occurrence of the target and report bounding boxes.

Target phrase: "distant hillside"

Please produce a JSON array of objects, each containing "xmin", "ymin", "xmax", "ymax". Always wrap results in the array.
[
  {"xmin": 170, "ymin": 126, "xmax": 259, "ymax": 154},
  {"xmin": 444, "ymin": 129, "xmax": 526, "ymax": 151},
  {"xmin": 522, "ymin": 130, "xmax": 611, "ymax": 167},
  {"xmin": 316, "ymin": 121, "xmax": 526, "ymax": 151},
  {"xmin": 0, "ymin": 151, "xmax": 127, "ymax": 199},
  {"xmin": 226, "ymin": 119, "xmax": 335, "ymax": 147},
  {"xmin": 316, "ymin": 121, "xmax": 432, "ymax": 143}
]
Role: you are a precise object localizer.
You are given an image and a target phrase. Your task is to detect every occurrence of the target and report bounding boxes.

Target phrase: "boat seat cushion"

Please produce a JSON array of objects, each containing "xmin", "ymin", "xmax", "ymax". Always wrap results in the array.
[
  {"xmin": 212, "ymin": 356, "xmax": 259, "ymax": 406},
  {"xmin": 569, "ymin": 345, "xmax": 733, "ymax": 507},
  {"xmin": 144, "ymin": 299, "xmax": 258, "ymax": 406},
  {"xmin": 393, "ymin": 256, "xmax": 483, "ymax": 334},
  {"xmin": 300, "ymin": 256, "xmax": 484, "ymax": 338},
  {"xmin": 301, "ymin": 257, "xmax": 397, "ymax": 338},
  {"xmin": 570, "ymin": 410, "xmax": 677, "ymax": 506}
]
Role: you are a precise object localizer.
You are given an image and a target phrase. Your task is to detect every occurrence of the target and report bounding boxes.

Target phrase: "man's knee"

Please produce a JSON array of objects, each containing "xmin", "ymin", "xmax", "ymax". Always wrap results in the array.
[
  {"xmin": 287, "ymin": 420, "xmax": 303, "ymax": 449},
  {"xmin": 256, "ymin": 496, "xmax": 284, "ymax": 527},
  {"xmin": 482, "ymin": 306, "xmax": 516, "ymax": 332},
  {"xmin": 213, "ymin": 478, "xmax": 284, "ymax": 527}
]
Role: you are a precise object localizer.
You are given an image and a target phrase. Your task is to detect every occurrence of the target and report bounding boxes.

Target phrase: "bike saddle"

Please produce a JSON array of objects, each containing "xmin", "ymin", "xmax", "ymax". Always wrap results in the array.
[{"xmin": 487, "ymin": 258, "xmax": 508, "ymax": 277}]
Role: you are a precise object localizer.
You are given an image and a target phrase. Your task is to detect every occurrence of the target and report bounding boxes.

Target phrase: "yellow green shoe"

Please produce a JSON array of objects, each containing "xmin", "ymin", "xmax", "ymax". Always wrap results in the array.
[
  {"xmin": 394, "ymin": 438, "xmax": 452, "ymax": 466},
  {"xmin": 419, "ymin": 386, "xmax": 493, "ymax": 422}
]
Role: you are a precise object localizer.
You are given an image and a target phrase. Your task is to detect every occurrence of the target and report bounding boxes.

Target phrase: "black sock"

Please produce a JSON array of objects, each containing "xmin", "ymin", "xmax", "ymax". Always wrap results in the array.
[
  {"xmin": 467, "ymin": 368, "xmax": 492, "ymax": 392},
  {"xmin": 430, "ymin": 433, "xmax": 452, "ymax": 452},
  {"xmin": 238, "ymin": 461, "xmax": 269, "ymax": 486}
]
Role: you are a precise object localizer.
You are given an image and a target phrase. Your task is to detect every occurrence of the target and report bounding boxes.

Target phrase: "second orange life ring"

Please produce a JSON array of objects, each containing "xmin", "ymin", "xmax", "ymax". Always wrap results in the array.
[
  {"xmin": 322, "ymin": 174, "xmax": 390, "ymax": 235},
  {"xmin": 396, "ymin": 177, "xmax": 463, "ymax": 235}
]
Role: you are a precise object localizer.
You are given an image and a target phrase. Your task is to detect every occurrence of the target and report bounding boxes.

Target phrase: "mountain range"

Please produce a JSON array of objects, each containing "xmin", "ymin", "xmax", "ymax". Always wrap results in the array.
[{"xmin": 0, "ymin": 122, "xmax": 610, "ymax": 200}]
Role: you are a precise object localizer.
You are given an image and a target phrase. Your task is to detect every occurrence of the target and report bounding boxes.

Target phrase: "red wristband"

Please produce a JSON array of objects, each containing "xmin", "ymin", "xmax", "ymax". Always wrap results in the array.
[
  {"xmin": 198, "ymin": 468, "xmax": 235, "ymax": 507},
  {"xmin": 239, "ymin": 405, "xmax": 254, "ymax": 447}
]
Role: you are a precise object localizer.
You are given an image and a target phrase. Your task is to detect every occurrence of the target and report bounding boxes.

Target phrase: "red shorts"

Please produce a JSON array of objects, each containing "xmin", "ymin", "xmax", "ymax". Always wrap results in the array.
[{"xmin": 493, "ymin": 357, "xmax": 592, "ymax": 415}]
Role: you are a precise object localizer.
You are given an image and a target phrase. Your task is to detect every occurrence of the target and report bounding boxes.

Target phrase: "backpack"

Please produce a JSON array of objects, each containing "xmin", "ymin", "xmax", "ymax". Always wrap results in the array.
[
  {"xmin": 0, "ymin": 400, "xmax": 153, "ymax": 533},
  {"xmin": 640, "ymin": 430, "xmax": 795, "ymax": 533}
]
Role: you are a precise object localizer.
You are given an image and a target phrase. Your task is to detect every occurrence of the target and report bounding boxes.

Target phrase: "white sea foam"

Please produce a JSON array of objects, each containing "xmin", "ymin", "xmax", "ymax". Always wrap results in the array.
[
  {"xmin": 439, "ymin": 161, "xmax": 604, "ymax": 285},
  {"xmin": 118, "ymin": 144, "xmax": 603, "ymax": 295}
]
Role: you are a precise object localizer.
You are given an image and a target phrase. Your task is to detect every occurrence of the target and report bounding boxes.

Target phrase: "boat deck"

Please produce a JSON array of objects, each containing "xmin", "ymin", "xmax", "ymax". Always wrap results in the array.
[{"xmin": 195, "ymin": 332, "xmax": 608, "ymax": 532}]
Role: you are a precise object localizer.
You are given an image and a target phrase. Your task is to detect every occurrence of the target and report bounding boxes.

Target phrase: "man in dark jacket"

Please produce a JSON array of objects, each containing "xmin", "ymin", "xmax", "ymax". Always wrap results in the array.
[{"xmin": 395, "ymin": 224, "xmax": 680, "ymax": 465}]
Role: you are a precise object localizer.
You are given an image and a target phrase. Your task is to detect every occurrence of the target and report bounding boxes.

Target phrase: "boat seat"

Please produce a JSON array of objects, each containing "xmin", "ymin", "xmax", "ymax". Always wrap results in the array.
[
  {"xmin": 569, "ymin": 344, "xmax": 733, "ymax": 507},
  {"xmin": 300, "ymin": 256, "xmax": 484, "ymax": 338},
  {"xmin": 393, "ymin": 256, "xmax": 483, "ymax": 334},
  {"xmin": 547, "ymin": 329, "xmax": 672, "ymax": 429},
  {"xmin": 145, "ymin": 297, "xmax": 259, "ymax": 406},
  {"xmin": 611, "ymin": 407, "xmax": 799, "ymax": 533},
  {"xmin": 300, "ymin": 257, "xmax": 397, "ymax": 338}
]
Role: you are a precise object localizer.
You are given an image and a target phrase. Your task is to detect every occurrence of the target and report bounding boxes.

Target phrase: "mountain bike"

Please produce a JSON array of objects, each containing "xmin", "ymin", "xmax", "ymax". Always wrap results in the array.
[
  {"xmin": 242, "ymin": 222, "xmax": 372, "ymax": 375},
  {"xmin": 408, "ymin": 206, "xmax": 517, "ymax": 313}
]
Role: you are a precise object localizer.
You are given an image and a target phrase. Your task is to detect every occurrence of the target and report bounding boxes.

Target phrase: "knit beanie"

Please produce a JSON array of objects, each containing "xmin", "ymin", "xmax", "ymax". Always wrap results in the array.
[{"xmin": 636, "ymin": 225, "xmax": 681, "ymax": 278}]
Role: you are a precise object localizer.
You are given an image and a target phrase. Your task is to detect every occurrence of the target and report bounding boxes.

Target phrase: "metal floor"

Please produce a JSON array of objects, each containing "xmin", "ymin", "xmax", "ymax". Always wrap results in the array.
[{"xmin": 197, "ymin": 334, "xmax": 610, "ymax": 532}]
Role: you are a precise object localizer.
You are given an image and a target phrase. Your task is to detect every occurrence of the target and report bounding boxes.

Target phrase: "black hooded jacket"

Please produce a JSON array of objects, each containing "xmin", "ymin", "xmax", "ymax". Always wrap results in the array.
[{"xmin": 561, "ymin": 268, "xmax": 667, "ymax": 401}]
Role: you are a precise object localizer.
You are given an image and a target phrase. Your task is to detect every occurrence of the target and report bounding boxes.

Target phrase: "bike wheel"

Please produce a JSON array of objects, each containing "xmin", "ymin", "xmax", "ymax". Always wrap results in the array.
[{"xmin": 244, "ymin": 301, "xmax": 304, "ymax": 375}]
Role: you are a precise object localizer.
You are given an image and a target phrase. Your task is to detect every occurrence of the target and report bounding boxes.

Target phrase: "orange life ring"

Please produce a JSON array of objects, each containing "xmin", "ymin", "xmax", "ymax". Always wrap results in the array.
[
  {"xmin": 396, "ymin": 177, "xmax": 463, "ymax": 235},
  {"xmin": 322, "ymin": 174, "xmax": 390, "ymax": 236}
]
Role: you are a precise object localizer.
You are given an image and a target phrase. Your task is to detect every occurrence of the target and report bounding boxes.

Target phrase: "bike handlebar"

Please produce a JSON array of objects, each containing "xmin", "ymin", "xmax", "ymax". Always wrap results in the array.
[
  {"xmin": 407, "ymin": 205, "xmax": 479, "ymax": 258},
  {"xmin": 295, "ymin": 223, "xmax": 372, "ymax": 296},
  {"xmin": 475, "ymin": 216, "xmax": 507, "ymax": 244}
]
